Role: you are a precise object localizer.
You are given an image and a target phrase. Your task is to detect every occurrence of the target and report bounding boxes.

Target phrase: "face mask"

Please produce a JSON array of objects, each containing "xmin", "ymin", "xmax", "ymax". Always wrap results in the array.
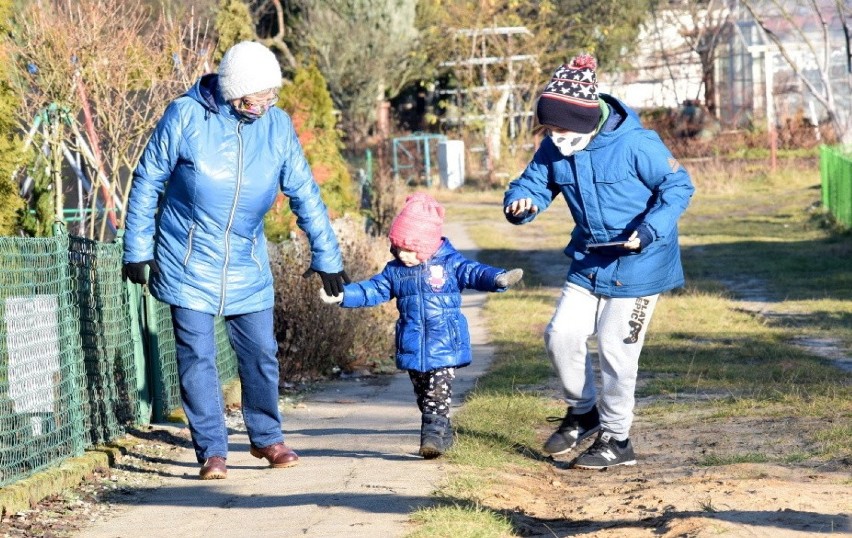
[
  {"xmin": 548, "ymin": 129, "xmax": 593, "ymax": 157},
  {"xmin": 234, "ymin": 94, "xmax": 278, "ymax": 120}
]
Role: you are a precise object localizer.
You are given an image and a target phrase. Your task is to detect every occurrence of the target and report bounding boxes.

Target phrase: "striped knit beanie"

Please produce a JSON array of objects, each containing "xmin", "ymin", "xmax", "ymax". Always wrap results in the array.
[{"xmin": 536, "ymin": 54, "xmax": 601, "ymax": 133}]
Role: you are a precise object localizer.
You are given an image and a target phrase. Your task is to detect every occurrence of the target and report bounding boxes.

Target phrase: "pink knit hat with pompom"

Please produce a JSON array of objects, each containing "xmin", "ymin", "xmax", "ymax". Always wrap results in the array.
[{"xmin": 388, "ymin": 193, "xmax": 445, "ymax": 261}]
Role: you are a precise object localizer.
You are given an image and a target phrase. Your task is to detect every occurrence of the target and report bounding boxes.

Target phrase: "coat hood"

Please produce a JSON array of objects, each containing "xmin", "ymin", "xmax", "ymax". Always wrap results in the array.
[
  {"xmin": 584, "ymin": 94, "xmax": 643, "ymax": 151},
  {"xmin": 184, "ymin": 74, "xmax": 246, "ymax": 121},
  {"xmin": 185, "ymin": 74, "xmax": 220, "ymax": 112}
]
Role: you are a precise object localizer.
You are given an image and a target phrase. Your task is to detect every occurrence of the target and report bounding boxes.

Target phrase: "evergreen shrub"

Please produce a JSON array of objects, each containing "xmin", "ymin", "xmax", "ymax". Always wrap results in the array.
[{"xmin": 266, "ymin": 65, "xmax": 358, "ymax": 242}]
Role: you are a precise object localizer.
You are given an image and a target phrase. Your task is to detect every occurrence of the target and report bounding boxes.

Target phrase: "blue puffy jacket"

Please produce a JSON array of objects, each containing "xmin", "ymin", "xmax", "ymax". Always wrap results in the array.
[
  {"xmin": 340, "ymin": 239, "xmax": 506, "ymax": 372},
  {"xmin": 504, "ymin": 94, "xmax": 694, "ymax": 298},
  {"xmin": 123, "ymin": 74, "xmax": 342, "ymax": 315}
]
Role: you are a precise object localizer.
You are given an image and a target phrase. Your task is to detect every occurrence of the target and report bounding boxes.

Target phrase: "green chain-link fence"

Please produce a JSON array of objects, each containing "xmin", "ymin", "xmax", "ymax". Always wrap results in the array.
[
  {"xmin": 820, "ymin": 145, "xmax": 852, "ymax": 228},
  {"xmin": 0, "ymin": 228, "xmax": 238, "ymax": 487}
]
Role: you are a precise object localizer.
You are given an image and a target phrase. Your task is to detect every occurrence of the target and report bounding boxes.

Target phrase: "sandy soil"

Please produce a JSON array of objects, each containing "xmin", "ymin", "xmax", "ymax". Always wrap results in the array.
[{"xmin": 480, "ymin": 405, "xmax": 851, "ymax": 537}]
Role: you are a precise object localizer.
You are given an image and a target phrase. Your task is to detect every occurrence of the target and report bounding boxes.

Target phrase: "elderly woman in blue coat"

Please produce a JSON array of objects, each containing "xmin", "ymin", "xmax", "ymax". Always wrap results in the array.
[
  {"xmin": 322, "ymin": 193, "xmax": 523, "ymax": 458},
  {"xmin": 122, "ymin": 41, "xmax": 349, "ymax": 480},
  {"xmin": 503, "ymin": 55, "xmax": 695, "ymax": 470}
]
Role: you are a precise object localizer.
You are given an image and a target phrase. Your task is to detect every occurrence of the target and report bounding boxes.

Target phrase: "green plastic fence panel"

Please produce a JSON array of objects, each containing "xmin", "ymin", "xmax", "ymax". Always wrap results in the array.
[
  {"xmin": 67, "ymin": 234, "xmax": 139, "ymax": 445},
  {"xmin": 214, "ymin": 317, "xmax": 238, "ymax": 385},
  {"xmin": 144, "ymin": 296, "xmax": 238, "ymax": 423},
  {"xmin": 0, "ymin": 232, "xmax": 88, "ymax": 486},
  {"xmin": 820, "ymin": 145, "xmax": 852, "ymax": 227},
  {"xmin": 0, "ymin": 226, "xmax": 243, "ymax": 486},
  {"xmin": 144, "ymin": 295, "xmax": 179, "ymax": 423}
]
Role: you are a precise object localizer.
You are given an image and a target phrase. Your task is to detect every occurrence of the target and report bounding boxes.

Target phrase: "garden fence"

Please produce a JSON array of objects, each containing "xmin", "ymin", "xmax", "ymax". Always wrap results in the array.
[
  {"xmin": 0, "ymin": 226, "xmax": 237, "ymax": 487},
  {"xmin": 819, "ymin": 145, "xmax": 852, "ymax": 227}
]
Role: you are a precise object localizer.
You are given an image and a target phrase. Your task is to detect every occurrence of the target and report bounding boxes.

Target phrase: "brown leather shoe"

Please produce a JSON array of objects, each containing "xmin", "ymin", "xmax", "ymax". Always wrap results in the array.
[
  {"xmin": 249, "ymin": 442, "xmax": 299, "ymax": 468},
  {"xmin": 199, "ymin": 456, "xmax": 227, "ymax": 480}
]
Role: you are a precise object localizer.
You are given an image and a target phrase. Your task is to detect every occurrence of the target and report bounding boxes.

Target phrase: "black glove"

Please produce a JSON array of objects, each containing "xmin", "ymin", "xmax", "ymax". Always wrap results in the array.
[
  {"xmin": 122, "ymin": 260, "xmax": 159, "ymax": 285},
  {"xmin": 303, "ymin": 268, "xmax": 351, "ymax": 297}
]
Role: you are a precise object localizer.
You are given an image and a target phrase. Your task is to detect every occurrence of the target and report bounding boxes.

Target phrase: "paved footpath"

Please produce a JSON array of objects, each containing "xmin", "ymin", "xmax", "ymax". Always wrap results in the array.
[{"xmin": 75, "ymin": 220, "xmax": 495, "ymax": 538}]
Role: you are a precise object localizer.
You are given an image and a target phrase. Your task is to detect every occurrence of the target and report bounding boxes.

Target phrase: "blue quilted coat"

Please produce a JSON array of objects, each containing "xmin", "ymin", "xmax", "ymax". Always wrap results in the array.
[
  {"xmin": 341, "ymin": 239, "xmax": 506, "ymax": 372},
  {"xmin": 123, "ymin": 74, "xmax": 342, "ymax": 315},
  {"xmin": 504, "ymin": 94, "xmax": 694, "ymax": 298}
]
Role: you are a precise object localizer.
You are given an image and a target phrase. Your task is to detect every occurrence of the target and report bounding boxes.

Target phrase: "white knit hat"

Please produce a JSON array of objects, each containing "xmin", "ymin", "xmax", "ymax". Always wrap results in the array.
[{"xmin": 218, "ymin": 41, "xmax": 282, "ymax": 101}]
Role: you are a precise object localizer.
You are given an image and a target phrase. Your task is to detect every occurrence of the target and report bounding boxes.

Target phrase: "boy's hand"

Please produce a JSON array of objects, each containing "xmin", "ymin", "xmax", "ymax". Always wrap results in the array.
[
  {"xmin": 319, "ymin": 288, "xmax": 344, "ymax": 304},
  {"xmin": 504, "ymin": 198, "xmax": 538, "ymax": 218},
  {"xmin": 624, "ymin": 225, "xmax": 653, "ymax": 252},
  {"xmin": 495, "ymin": 268, "xmax": 523, "ymax": 288}
]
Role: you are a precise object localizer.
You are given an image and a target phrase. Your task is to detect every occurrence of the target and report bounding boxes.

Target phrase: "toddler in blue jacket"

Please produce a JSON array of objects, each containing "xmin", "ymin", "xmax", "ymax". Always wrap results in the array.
[{"xmin": 321, "ymin": 193, "xmax": 523, "ymax": 458}]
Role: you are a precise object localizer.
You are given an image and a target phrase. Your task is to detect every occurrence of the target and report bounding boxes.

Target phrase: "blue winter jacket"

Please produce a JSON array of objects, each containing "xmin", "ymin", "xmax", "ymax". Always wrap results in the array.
[
  {"xmin": 123, "ymin": 74, "xmax": 343, "ymax": 315},
  {"xmin": 340, "ymin": 239, "xmax": 506, "ymax": 372},
  {"xmin": 503, "ymin": 94, "xmax": 694, "ymax": 298}
]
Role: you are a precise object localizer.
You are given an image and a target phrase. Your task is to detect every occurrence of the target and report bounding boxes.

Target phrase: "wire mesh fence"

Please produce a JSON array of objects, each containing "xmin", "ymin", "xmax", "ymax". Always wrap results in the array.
[{"xmin": 0, "ymin": 228, "xmax": 238, "ymax": 487}]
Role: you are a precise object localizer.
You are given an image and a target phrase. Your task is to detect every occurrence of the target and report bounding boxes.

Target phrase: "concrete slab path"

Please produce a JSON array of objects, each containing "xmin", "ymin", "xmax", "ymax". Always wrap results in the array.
[{"xmin": 75, "ymin": 220, "xmax": 495, "ymax": 538}]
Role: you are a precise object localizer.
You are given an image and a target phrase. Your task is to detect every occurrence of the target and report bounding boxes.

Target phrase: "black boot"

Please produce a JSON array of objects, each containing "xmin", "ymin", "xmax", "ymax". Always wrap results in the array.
[
  {"xmin": 419, "ymin": 414, "xmax": 450, "ymax": 459},
  {"xmin": 443, "ymin": 417, "xmax": 455, "ymax": 451}
]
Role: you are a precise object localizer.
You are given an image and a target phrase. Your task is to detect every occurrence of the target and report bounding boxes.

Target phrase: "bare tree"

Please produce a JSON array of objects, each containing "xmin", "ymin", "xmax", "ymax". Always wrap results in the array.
[
  {"xmin": 10, "ymin": 0, "xmax": 214, "ymax": 239},
  {"xmin": 742, "ymin": 0, "xmax": 852, "ymax": 144},
  {"xmin": 284, "ymin": 0, "xmax": 423, "ymax": 146},
  {"xmin": 245, "ymin": 0, "xmax": 298, "ymax": 69},
  {"xmin": 437, "ymin": 26, "xmax": 541, "ymax": 184},
  {"xmin": 646, "ymin": 0, "xmax": 731, "ymax": 116}
]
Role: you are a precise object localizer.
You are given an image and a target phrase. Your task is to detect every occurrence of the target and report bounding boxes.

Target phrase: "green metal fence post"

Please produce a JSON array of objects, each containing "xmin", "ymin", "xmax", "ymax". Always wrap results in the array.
[
  {"xmin": 143, "ymin": 289, "xmax": 167, "ymax": 423},
  {"xmin": 118, "ymin": 231, "xmax": 152, "ymax": 425},
  {"xmin": 52, "ymin": 222, "xmax": 86, "ymax": 455},
  {"xmin": 128, "ymin": 283, "xmax": 152, "ymax": 424},
  {"xmin": 820, "ymin": 145, "xmax": 830, "ymax": 208}
]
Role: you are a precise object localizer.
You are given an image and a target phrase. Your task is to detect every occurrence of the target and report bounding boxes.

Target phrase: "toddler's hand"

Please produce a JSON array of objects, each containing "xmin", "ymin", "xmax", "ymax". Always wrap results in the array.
[
  {"xmin": 495, "ymin": 268, "xmax": 523, "ymax": 288},
  {"xmin": 319, "ymin": 288, "xmax": 343, "ymax": 304}
]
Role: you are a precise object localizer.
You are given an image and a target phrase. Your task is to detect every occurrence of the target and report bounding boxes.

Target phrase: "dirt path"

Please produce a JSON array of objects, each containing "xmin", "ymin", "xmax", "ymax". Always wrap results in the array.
[
  {"xmin": 0, "ymin": 220, "xmax": 494, "ymax": 538},
  {"xmin": 484, "ymin": 415, "xmax": 851, "ymax": 537},
  {"xmin": 58, "ymin": 221, "xmax": 493, "ymax": 538}
]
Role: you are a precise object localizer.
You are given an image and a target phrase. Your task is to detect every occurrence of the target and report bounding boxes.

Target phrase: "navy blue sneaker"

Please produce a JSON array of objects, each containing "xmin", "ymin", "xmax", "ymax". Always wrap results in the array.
[
  {"xmin": 543, "ymin": 406, "xmax": 600, "ymax": 456},
  {"xmin": 573, "ymin": 431, "xmax": 636, "ymax": 469}
]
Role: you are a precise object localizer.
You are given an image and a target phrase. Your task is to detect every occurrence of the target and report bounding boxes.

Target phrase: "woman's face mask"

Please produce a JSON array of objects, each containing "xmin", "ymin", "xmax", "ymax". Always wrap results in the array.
[
  {"xmin": 546, "ymin": 128, "xmax": 594, "ymax": 157},
  {"xmin": 233, "ymin": 90, "xmax": 278, "ymax": 120}
]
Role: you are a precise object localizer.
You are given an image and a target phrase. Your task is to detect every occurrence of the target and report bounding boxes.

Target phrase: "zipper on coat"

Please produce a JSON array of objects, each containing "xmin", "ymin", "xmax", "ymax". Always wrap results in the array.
[
  {"xmin": 251, "ymin": 237, "xmax": 262, "ymax": 270},
  {"xmin": 182, "ymin": 223, "xmax": 197, "ymax": 266},
  {"xmin": 219, "ymin": 121, "xmax": 245, "ymax": 315},
  {"xmin": 419, "ymin": 263, "xmax": 426, "ymax": 371}
]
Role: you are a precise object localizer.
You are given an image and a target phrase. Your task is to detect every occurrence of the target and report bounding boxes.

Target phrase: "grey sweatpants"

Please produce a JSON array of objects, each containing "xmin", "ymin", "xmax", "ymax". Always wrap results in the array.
[{"xmin": 544, "ymin": 282, "xmax": 658, "ymax": 441}]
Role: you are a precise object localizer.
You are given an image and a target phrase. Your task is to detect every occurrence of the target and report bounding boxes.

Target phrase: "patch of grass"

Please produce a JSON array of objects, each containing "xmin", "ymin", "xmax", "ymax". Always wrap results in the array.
[
  {"xmin": 783, "ymin": 452, "xmax": 811, "ymax": 464},
  {"xmin": 476, "ymin": 292, "xmax": 556, "ymax": 393},
  {"xmin": 449, "ymin": 393, "xmax": 554, "ymax": 469},
  {"xmin": 813, "ymin": 424, "xmax": 852, "ymax": 458},
  {"xmin": 406, "ymin": 503, "xmax": 514, "ymax": 538}
]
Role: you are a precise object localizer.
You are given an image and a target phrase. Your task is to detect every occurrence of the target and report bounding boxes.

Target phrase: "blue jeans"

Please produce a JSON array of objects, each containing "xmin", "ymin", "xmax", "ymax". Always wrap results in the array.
[{"xmin": 171, "ymin": 306, "xmax": 284, "ymax": 462}]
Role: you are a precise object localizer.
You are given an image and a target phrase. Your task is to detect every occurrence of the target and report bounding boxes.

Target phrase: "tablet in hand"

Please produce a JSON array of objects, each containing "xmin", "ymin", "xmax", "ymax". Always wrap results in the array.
[{"xmin": 587, "ymin": 241, "xmax": 628, "ymax": 249}]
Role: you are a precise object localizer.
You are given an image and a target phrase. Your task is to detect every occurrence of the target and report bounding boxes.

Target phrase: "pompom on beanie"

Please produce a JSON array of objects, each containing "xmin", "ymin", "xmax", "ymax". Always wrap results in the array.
[
  {"xmin": 218, "ymin": 41, "xmax": 283, "ymax": 101},
  {"xmin": 536, "ymin": 54, "xmax": 601, "ymax": 134},
  {"xmin": 388, "ymin": 193, "xmax": 445, "ymax": 262}
]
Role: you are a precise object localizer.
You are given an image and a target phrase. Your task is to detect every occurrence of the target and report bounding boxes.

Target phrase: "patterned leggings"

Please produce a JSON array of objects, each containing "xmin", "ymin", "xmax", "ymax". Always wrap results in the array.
[{"xmin": 408, "ymin": 367, "xmax": 456, "ymax": 416}]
